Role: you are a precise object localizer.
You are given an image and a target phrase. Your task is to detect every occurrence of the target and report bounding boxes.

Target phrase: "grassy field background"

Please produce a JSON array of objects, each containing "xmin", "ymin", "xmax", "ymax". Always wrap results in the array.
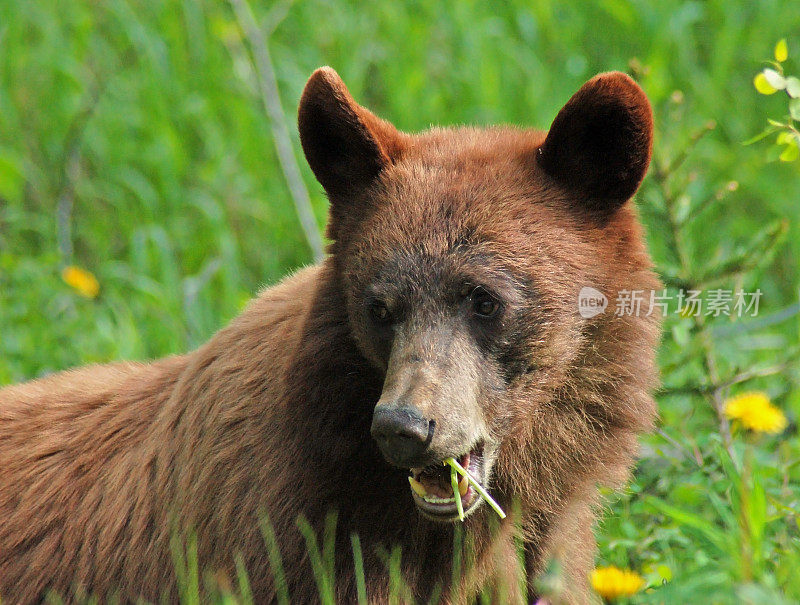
[{"xmin": 1, "ymin": 0, "xmax": 799, "ymax": 602}]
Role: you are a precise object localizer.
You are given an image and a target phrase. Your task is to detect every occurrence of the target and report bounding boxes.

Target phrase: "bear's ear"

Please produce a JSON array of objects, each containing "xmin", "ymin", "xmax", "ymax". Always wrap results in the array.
[
  {"xmin": 537, "ymin": 72, "xmax": 653, "ymax": 216},
  {"xmin": 298, "ymin": 67, "xmax": 404, "ymax": 199}
]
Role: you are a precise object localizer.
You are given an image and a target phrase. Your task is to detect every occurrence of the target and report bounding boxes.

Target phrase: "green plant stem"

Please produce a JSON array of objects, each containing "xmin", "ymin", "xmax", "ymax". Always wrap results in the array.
[
  {"xmin": 228, "ymin": 0, "xmax": 325, "ymax": 261},
  {"xmin": 451, "ymin": 464, "xmax": 465, "ymax": 521},
  {"xmin": 660, "ymin": 148, "xmax": 736, "ymax": 460},
  {"xmin": 446, "ymin": 458, "xmax": 506, "ymax": 519}
]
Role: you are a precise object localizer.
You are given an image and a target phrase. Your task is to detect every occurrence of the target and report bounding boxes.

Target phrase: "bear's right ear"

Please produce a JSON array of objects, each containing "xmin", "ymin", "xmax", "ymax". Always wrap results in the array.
[{"xmin": 298, "ymin": 67, "xmax": 405, "ymax": 201}]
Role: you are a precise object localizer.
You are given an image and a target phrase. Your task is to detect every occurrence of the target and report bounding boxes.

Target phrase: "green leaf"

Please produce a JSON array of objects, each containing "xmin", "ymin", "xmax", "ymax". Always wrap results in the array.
[
  {"xmin": 645, "ymin": 496, "xmax": 730, "ymax": 552},
  {"xmin": 670, "ymin": 322, "xmax": 691, "ymax": 347},
  {"xmin": 779, "ymin": 143, "xmax": 799, "ymax": 162},
  {"xmin": 673, "ymin": 193, "xmax": 692, "ymax": 224},
  {"xmin": 763, "ymin": 68, "xmax": 787, "ymax": 90},
  {"xmin": 747, "ymin": 472, "xmax": 767, "ymax": 546},
  {"xmin": 786, "ymin": 76, "xmax": 800, "ymax": 98},
  {"xmin": 789, "ymin": 98, "xmax": 800, "ymax": 121}
]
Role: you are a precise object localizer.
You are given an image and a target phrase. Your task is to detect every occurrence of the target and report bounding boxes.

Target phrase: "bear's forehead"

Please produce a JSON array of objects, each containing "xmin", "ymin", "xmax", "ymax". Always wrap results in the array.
[
  {"xmin": 340, "ymin": 127, "xmax": 605, "ymax": 297},
  {"xmin": 345, "ymin": 182, "xmax": 575, "ymax": 305},
  {"xmin": 364, "ymin": 156, "xmax": 579, "ymax": 258},
  {"xmin": 401, "ymin": 126, "xmax": 546, "ymax": 163},
  {"xmin": 372, "ymin": 127, "xmax": 564, "ymax": 220}
]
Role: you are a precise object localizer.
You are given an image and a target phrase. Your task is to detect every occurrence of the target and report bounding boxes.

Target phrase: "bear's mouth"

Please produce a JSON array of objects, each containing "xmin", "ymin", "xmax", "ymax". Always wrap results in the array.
[{"xmin": 407, "ymin": 442, "xmax": 487, "ymax": 522}]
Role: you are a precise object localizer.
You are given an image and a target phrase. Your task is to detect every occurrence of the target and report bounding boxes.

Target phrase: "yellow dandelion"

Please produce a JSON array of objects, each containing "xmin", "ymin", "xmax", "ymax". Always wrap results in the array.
[
  {"xmin": 61, "ymin": 265, "xmax": 100, "ymax": 299},
  {"xmin": 724, "ymin": 391, "xmax": 787, "ymax": 434},
  {"xmin": 591, "ymin": 566, "xmax": 645, "ymax": 600}
]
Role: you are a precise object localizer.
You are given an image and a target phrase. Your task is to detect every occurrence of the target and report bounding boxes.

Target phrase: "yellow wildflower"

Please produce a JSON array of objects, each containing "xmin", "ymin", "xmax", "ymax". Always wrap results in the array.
[
  {"xmin": 724, "ymin": 391, "xmax": 787, "ymax": 434},
  {"xmin": 61, "ymin": 265, "xmax": 100, "ymax": 299},
  {"xmin": 591, "ymin": 566, "xmax": 644, "ymax": 600}
]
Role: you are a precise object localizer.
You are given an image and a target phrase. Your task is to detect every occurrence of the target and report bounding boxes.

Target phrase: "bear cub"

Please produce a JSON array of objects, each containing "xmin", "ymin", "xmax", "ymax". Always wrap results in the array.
[{"xmin": 0, "ymin": 67, "xmax": 660, "ymax": 604}]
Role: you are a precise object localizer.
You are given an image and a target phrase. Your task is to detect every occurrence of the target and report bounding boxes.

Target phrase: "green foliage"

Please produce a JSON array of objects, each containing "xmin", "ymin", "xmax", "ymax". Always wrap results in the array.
[
  {"xmin": 1, "ymin": 0, "xmax": 799, "ymax": 602},
  {"xmin": 750, "ymin": 39, "xmax": 800, "ymax": 162},
  {"xmin": 597, "ymin": 81, "xmax": 800, "ymax": 602}
]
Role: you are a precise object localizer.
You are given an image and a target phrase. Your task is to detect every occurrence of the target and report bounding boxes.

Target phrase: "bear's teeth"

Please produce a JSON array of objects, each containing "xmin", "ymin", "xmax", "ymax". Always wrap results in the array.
[
  {"xmin": 408, "ymin": 476, "xmax": 427, "ymax": 497},
  {"xmin": 422, "ymin": 494, "xmax": 455, "ymax": 504},
  {"xmin": 458, "ymin": 474, "xmax": 468, "ymax": 496}
]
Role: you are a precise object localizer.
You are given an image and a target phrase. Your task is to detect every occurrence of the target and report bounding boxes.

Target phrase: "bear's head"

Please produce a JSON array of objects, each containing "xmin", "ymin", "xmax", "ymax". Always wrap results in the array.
[{"xmin": 298, "ymin": 68, "xmax": 660, "ymax": 522}]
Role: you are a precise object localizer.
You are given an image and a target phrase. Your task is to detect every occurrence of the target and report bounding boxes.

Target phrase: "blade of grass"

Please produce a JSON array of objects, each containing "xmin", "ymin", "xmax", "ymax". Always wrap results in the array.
[
  {"xmin": 375, "ymin": 545, "xmax": 415, "ymax": 605},
  {"xmin": 514, "ymin": 521, "xmax": 528, "ymax": 603},
  {"xmin": 451, "ymin": 463, "xmax": 465, "ymax": 521},
  {"xmin": 425, "ymin": 582, "xmax": 444, "ymax": 605},
  {"xmin": 186, "ymin": 534, "xmax": 199, "ymax": 605},
  {"xmin": 446, "ymin": 457, "xmax": 506, "ymax": 519},
  {"xmin": 451, "ymin": 523, "xmax": 463, "ymax": 595},
  {"xmin": 386, "ymin": 545, "xmax": 405, "ymax": 605},
  {"xmin": 258, "ymin": 513, "xmax": 290, "ymax": 605},
  {"xmin": 297, "ymin": 515, "xmax": 336, "ymax": 605},
  {"xmin": 322, "ymin": 510, "xmax": 338, "ymax": 598},
  {"xmin": 350, "ymin": 533, "xmax": 368, "ymax": 605},
  {"xmin": 170, "ymin": 532, "xmax": 200, "ymax": 605},
  {"xmin": 235, "ymin": 553, "xmax": 254, "ymax": 605}
]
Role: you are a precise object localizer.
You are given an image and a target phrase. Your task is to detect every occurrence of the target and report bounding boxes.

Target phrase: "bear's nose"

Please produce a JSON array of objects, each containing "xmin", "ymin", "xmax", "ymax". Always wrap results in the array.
[{"xmin": 371, "ymin": 406, "xmax": 433, "ymax": 467}]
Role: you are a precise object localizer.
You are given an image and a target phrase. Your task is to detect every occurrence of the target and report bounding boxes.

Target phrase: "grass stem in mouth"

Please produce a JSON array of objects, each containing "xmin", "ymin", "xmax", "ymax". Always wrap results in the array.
[
  {"xmin": 450, "ymin": 464, "xmax": 465, "ymax": 521},
  {"xmin": 445, "ymin": 457, "xmax": 506, "ymax": 519}
]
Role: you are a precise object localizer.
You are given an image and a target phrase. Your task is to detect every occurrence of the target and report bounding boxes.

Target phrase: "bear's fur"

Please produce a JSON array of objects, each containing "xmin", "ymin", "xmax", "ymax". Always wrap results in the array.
[{"xmin": 0, "ymin": 68, "xmax": 660, "ymax": 604}]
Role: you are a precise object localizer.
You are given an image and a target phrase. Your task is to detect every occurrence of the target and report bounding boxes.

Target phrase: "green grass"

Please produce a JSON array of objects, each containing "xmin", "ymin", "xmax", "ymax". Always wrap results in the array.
[{"xmin": 1, "ymin": 0, "xmax": 799, "ymax": 602}]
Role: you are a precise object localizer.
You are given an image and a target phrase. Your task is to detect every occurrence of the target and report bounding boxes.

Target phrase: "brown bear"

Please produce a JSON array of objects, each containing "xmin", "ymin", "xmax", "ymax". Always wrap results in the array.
[{"xmin": 0, "ymin": 67, "xmax": 660, "ymax": 604}]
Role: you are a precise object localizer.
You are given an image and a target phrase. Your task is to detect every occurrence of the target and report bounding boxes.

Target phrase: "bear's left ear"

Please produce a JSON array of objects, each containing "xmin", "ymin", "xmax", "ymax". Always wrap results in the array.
[{"xmin": 537, "ymin": 72, "xmax": 653, "ymax": 216}]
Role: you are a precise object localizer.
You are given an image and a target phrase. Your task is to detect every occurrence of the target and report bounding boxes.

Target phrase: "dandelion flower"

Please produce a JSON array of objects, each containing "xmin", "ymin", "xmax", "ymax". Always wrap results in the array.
[
  {"xmin": 591, "ymin": 566, "xmax": 644, "ymax": 600},
  {"xmin": 724, "ymin": 391, "xmax": 787, "ymax": 434},
  {"xmin": 61, "ymin": 266, "xmax": 100, "ymax": 299}
]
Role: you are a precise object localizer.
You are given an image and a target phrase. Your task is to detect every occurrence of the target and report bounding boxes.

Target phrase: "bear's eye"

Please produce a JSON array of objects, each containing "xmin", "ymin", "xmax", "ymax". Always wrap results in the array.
[
  {"xmin": 471, "ymin": 287, "xmax": 500, "ymax": 318},
  {"xmin": 369, "ymin": 300, "xmax": 392, "ymax": 323}
]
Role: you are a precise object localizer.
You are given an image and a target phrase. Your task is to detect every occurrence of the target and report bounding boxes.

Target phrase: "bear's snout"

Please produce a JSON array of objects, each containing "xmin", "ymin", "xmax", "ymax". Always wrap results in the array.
[{"xmin": 371, "ymin": 405, "xmax": 434, "ymax": 467}]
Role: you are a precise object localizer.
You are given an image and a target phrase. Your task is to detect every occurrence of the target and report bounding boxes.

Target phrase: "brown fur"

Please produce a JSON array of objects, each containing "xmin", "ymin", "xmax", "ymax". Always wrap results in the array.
[{"xmin": 0, "ymin": 68, "xmax": 660, "ymax": 604}]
